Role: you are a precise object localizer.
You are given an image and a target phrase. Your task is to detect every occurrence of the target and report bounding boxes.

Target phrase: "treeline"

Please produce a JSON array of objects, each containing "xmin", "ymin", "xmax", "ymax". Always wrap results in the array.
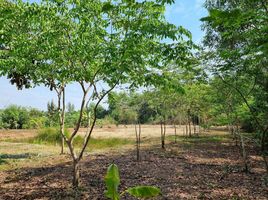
[
  {"xmin": 0, "ymin": 102, "xmax": 110, "ymax": 129},
  {"xmin": 0, "ymin": 80, "xmax": 256, "ymax": 132}
]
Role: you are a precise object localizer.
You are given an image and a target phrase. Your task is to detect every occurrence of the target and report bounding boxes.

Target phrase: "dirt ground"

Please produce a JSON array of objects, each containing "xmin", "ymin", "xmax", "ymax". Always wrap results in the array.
[
  {"xmin": 0, "ymin": 127, "xmax": 267, "ymax": 200},
  {"xmin": 0, "ymin": 125, "xmax": 191, "ymax": 140}
]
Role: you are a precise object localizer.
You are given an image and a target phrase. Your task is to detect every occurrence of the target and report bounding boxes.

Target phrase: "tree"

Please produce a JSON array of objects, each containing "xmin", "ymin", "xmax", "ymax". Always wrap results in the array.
[
  {"xmin": 201, "ymin": 0, "xmax": 268, "ymax": 151},
  {"xmin": 1, "ymin": 105, "xmax": 29, "ymax": 129},
  {"xmin": 1, "ymin": 0, "xmax": 194, "ymax": 187}
]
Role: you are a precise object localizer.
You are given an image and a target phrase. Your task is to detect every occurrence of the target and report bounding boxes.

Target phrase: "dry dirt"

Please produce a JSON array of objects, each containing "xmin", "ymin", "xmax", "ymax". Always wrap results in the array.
[
  {"xmin": 0, "ymin": 128, "xmax": 267, "ymax": 200},
  {"xmin": 0, "ymin": 125, "xmax": 194, "ymax": 141}
]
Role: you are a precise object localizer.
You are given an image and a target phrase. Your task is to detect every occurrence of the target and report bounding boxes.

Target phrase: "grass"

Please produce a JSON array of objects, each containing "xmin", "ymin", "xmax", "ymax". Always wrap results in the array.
[
  {"xmin": 0, "ymin": 128, "xmax": 134, "ymax": 171},
  {"xmin": 73, "ymin": 136, "xmax": 134, "ymax": 151},
  {"xmin": 166, "ymin": 134, "xmax": 230, "ymax": 146},
  {"xmin": 0, "ymin": 128, "xmax": 232, "ymax": 171},
  {"xmin": 2, "ymin": 127, "xmax": 134, "ymax": 150},
  {"xmin": 0, "ymin": 142, "xmax": 61, "ymax": 171}
]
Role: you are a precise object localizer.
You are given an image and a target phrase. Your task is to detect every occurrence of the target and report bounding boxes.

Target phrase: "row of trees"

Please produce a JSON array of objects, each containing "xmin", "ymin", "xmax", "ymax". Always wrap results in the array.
[
  {"xmin": 1, "ymin": 81, "xmax": 253, "ymax": 131},
  {"xmin": 0, "ymin": 0, "xmax": 194, "ymax": 187}
]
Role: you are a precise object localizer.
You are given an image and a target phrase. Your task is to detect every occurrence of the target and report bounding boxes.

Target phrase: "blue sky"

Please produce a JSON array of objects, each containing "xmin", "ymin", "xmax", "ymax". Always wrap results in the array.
[{"xmin": 0, "ymin": 0, "xmax": 207, "ymax": 110}]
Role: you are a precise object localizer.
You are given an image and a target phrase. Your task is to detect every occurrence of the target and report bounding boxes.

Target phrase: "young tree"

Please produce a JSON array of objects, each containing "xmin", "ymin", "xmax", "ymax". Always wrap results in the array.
[{"xmin": 1, "ymin": 0, "xmax": 194, "ymax": 187}]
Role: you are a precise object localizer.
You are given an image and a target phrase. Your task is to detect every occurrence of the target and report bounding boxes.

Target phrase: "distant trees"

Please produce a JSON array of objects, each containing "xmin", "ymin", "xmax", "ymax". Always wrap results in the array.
[{"xmin": 0, "ymin": 105, "xmax": 44, "ymax": 129}]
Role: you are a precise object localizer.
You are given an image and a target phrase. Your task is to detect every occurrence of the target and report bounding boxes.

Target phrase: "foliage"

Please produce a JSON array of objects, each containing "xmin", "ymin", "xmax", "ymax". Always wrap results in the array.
[
  {"xmin": 201, "ymin": 0, "xmax": 268, "ymax": 149},
  {"xmin": 104, "ymin": 164, "xmax": 161, "ymax": 200},
  {"xmin": 33, "ymin": 127, "xmax": 70, "ymax": 145},
  {"xmin": 1, "ymin": 105, "xmax": 28, "ymax": 129}
]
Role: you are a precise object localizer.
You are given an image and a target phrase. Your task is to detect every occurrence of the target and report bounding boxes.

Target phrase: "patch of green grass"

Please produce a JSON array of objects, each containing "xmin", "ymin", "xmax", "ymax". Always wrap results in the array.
[
  {"xmin": 4, "ymin": 128, "xmax": 134, "ymax": 151},
  {"xmin": 73, "ymin": 136, "xmax": 134, "ymax": 150},
  {"xmin": 30, "ymin": 127, "xmax": 70, "ymax": 145},
  {"xmin": 167, "ymin": 134, "xmax": 230, "ymax": 144}
]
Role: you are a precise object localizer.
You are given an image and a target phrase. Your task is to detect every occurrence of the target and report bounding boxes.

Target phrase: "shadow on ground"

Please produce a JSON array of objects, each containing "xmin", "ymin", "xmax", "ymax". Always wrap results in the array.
[{"xmin": 0, "ymin": 136, "xmax": 267, "ymax": 200}]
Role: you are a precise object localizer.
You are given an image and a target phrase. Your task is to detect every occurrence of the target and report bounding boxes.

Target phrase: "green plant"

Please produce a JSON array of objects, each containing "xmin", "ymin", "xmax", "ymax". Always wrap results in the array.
[
  {"xmin": 104, "ymin": 164, "xmax": 161, "ymax": 200},
  {"xmin": 33, "ymin": 128, "xmax": 70, "ymax": 145}
]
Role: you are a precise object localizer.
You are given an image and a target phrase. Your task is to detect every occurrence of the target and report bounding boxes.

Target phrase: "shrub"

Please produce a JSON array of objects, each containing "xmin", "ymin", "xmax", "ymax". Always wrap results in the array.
[{"xmin": 33, "ymin": 127, "xmax": 70, "ymax": 145}]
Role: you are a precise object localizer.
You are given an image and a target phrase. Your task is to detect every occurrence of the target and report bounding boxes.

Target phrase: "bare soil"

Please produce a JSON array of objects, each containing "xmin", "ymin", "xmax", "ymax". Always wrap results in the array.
[
  {"xmin": 0, "ymin": 131, "xmax": 267, "ymax": 200},
  {"xmin": 0, "ymin": 125, "xmax": 189, "ymax": 141}
]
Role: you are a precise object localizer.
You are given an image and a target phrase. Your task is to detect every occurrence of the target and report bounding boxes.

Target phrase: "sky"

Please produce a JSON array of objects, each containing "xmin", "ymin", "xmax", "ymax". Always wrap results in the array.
[{"xmin": 0, "ymin": 0, "xmax": 207, "ymax": 111}]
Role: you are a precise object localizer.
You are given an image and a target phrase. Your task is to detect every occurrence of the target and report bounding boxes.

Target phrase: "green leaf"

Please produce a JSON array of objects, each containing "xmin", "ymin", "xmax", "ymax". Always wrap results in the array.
[
  {"xmin": 104, "ymin": 164, "xmax": 120, "ymax": 200},
  {"xmin": 126, "ymin": 186, "xmax": 161, "ymax": 199},
  {"xmin": 102, "ymin": 2, "xmax": 114, "ymax": 12}
]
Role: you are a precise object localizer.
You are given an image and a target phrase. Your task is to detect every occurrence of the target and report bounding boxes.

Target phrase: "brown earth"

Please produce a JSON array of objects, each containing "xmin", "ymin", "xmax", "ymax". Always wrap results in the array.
[
  {"xmin": 0, "ymin": 125, "xmax": 188, "ymax": 140},
  {"xmin": 0, "ymin": 133, "xmax": 267, "ymax": 200}
]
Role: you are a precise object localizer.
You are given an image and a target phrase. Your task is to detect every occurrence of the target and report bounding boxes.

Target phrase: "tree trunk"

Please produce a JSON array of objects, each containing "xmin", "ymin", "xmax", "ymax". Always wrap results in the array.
[
  {"xmin": 73, "ymin": 159, "xmax": 80, "ymax": 188},
  {"xmin": 174, "ymin": 124, "xmax": 177, "ymax": 143},
  {"xmin": 57, "ymin": 87, "xmax": 66, "ymax": 155},
  {"xmin": 193, "ymin": 121, "xmax": 196, "ymax": 135},
  {"xmin": 188, "ymin": 121, "xmax": 192, "ymax": 137},
  {"xmin": 261, "ymin": 129, "xmax": 268, "ymax": 152},
  {"xmin": 160, "ymin": 121, "xmax": 165, "ymax": 149},
  {"xmin": 135, "ymin": 123, "xmax": 141, "ymax": 161},
  {"xmin": 239, "ymin": 132, "xmax": 249, "ymax": 173},
  {"xmin": 61, "ymin": 137, "xmax": 64, "ymax": 154}
]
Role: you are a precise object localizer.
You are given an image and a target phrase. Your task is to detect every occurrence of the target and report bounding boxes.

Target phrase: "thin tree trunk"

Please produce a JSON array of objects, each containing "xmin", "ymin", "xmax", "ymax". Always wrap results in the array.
[
  {"xmin": 161, "ymin": 121, "xmax": 164, "ymax": 149},
  {"xmin": 174, "ymin": 123, "xmax": 177, "ymax": 143},
  {"xmin": 193, "ymin": 120, "xmax": 196, "ymax": 135},
  {"xmin": 188, "ymin": 121, "xmax": 191, "ymax": 137},
  {"xmin": 73, "ymin": 159, "xmax": 80, "ymax": 188},
  {"xmin": 135, "ymin": 123, "xmax": 141, "ymax": 161},
  {"xmin": 57, "ymin": 86, "xmax": 66, "ymax": 155},
  {"xmin": 239, "ymin": 131, "xmax": 249, "ymax": 173}
]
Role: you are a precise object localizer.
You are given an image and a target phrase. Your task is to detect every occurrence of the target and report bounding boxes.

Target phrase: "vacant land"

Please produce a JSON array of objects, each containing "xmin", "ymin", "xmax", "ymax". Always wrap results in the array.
[{"xmin": 0, "ymin": 126, "xmax": 267, "ymax": 199}]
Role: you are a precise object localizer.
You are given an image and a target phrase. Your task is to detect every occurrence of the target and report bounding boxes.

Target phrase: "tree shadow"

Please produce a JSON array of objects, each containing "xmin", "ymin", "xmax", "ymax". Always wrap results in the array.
[
  {"xmin": 0, "ymin": 138, "xmax": 267, "ymax": 199},
  {"xmin": 0, "ymin": 153, "xmax": 37, "ymax": 166}
]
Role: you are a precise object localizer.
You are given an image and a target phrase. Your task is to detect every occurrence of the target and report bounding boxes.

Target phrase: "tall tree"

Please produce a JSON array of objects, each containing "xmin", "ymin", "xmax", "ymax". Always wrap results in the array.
[
  {"xmin": 201, "ymin": 0, "xmax": 268, "ymax": 151},
  {"xmin": 1, "ymin": 0, "xmax": 194, "ymax": 187}
]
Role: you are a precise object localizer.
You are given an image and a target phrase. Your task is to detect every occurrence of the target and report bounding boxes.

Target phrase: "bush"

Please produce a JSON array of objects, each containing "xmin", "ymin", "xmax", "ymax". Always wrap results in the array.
[
  {"xmin": 1, "ymin": 105, "xmax": 29, "ymax": 129},
  {"xmin": 33, "ymin": 127, "xmax": 70, "ymax": 145},
  {"xmin": 96, "ymin": 116, "xmax": 116, "ymax": 127}
]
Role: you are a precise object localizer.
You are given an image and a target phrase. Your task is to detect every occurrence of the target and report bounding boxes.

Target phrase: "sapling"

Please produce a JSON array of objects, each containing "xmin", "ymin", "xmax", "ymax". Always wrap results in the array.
[{"xmin": 104, "ymin": 164, "xmax": 161, "ymax": 200}]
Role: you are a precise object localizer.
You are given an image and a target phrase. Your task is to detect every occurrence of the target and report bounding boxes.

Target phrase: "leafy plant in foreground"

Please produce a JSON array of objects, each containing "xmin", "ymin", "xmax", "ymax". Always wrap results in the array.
[{"xmin": 104, "ymin": 164, "xmax": 161, "ymax": 200}]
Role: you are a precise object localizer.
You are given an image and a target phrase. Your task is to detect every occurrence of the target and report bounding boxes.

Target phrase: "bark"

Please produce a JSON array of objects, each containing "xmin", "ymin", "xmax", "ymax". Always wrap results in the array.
[
  {"xmin": 56, "ymin": 86, "xmax": 66, "ymax": 155},
  {"xmin": 135, "ymin": 123, "xmax": 141, "ymax": 161},
  {"xmin": 188, "ymin": 121, "xmax": 192, "ymax": 137},
  {"xmin": 174, "ymin": 124, "xmax": 177, "ymax": 143},
  {"xmin": 72, "ymin": 159, "xmax": 80, "ymax": 188},
  {"xmin": 160, "ymin": 121, "xmax": 166, "ymax": 149},
  {"xmin": 239, "ymin": 132, "xmax": 249, "ymax": 173}
]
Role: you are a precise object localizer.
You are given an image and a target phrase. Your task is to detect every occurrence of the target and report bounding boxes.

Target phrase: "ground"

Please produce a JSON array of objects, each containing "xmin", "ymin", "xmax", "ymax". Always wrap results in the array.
[{"xmin": 0, "ymin": 126, "xmax": 267, "ymax": 199}]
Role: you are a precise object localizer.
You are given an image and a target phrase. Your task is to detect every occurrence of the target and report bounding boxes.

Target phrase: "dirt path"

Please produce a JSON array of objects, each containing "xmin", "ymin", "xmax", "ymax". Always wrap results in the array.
[{"xmin": 0, "ymin": 134, "xmax": 267, "ymax": 199}]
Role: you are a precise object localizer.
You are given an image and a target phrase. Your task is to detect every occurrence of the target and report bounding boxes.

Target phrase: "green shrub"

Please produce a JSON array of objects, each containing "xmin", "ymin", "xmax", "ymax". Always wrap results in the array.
[
  {"xmin": 33, "ymin": 127, "xmax": 70, "ymax": 145},
  {"xmin": 96, "ymin": 116, "xmax": 116, "ymax": 127}
]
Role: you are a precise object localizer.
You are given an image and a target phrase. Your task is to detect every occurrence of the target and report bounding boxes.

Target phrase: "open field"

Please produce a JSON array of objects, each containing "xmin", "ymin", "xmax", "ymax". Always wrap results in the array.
[
  {"xmin": 0, "ymin": 126, "xmax": 267, "ymax": 199},
  {"xmin": 0, "ymin": 125, "xmax": 188, "ymax": 140}
]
